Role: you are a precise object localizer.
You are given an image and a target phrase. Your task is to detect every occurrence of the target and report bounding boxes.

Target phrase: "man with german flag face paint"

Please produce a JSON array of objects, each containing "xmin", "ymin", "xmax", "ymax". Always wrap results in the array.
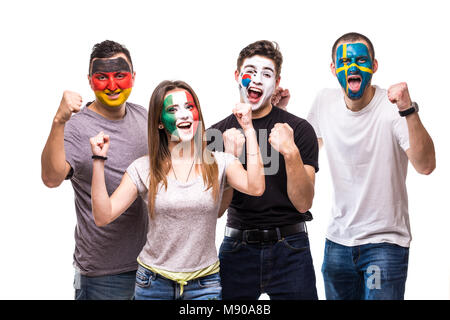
[
  {"xmin": 89, "ymin": 56, "xmax": 134, "ymax": 108},
  {"xmin": 307, "ymin": 32, "xmax": 435, "ymax": 300},
  {"xmin": 41, "ymin": 40, "xmax": 148, "ymax": 300}
]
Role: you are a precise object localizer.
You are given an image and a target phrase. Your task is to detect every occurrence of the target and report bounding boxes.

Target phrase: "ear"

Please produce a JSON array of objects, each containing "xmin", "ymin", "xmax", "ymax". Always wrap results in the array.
[
  {"xmin": 234, "ymin": 70, "xmax": 240, "ymax": 82},
  {"xmin": 275, "ymin": 76, "xmax": 281, "ymax": 88},
  {"xmin": 330, "ymin": 61, "xmax": 337, "ymax": 77},
  {"xmin": 372, "ymin": 59, "xmax": 378, "ymax": 74}
]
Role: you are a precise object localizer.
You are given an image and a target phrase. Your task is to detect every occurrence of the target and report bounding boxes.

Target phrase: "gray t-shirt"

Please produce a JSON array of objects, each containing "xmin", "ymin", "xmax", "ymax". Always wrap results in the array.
[
  {"xmin": 64, "ymin": 102, "xmax": 148, "ymax": 276},
  {"xmin": 126, "ymin": 151, "xmax": 236, "ymax": 272}
]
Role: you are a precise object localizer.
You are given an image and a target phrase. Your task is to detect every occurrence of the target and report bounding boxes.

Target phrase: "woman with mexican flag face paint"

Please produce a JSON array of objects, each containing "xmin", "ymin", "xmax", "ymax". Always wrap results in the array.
[{"xmin": 89, "ymin": 80, "xmax": 265, "ymax": 300}]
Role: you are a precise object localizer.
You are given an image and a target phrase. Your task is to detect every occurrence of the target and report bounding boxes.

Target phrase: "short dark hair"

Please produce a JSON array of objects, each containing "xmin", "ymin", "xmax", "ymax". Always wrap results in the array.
[
  {"xmin": 331, "ymin": 32, "xmax": 375, "ymax": 62},
  {"xmin": 237, "ymin": 40, "xmax": 283, "ymax": 77},
  {"xmin": 89, "ymin": 40, "xmax": 133, "ymax": 74}
]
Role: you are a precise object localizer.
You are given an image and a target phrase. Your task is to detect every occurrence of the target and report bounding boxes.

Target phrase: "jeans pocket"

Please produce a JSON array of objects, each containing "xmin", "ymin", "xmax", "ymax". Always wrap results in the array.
[
  {"xmin": 219, "ymin": 236, "xmax": 244, "ymax": 254},
  {"xmin": 282, "ymin": 232, "xmax": 309, "ymax": 252},
  {"xmin": 135, "ymin": 265, "xmax": 152, "ymax": 288},
  {"xmin": 198, "ymin": 273, "xmax": 221, "ymax": 288}
]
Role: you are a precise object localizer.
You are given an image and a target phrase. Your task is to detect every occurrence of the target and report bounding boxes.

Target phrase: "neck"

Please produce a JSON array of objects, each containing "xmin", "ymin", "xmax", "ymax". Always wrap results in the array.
[
  {"xmin": 252, "ymin": 102, "xmax": 273, "ymax": 119},
  {"xmin": 89, "ymin": 100, "xmax": 127, "ymax": 120},
  {"xmin": 169, "ymin": 139, "xmax": 196, "ymax": 160},
  {"xmin": 344, "ymin": 85, "xmax": 376, "ymax": 112}
]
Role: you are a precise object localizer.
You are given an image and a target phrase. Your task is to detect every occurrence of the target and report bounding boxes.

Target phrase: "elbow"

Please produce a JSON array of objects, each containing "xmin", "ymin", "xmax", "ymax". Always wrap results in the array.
[
  {"xmin": 297, "ymin": 201, "xmax": 313, "ymax": 214},
  {"xmin": 41, "ymin": 175, "xmax": 63, "ymax": 188},
  {"xmin": 418, "ymin": 165, "xmax": 435, "ymax": 175},
  {"xmin": 93, "ymin": 215, "xmax": 109, "ymax": 227},
  {"xmin": 250, "ymin": 183, "xmax": 265, "ymax": 197}
]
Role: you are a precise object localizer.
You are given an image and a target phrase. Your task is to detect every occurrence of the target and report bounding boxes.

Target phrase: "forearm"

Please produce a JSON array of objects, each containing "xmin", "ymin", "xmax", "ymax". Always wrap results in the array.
[
  {"xmin": 406, "ymin": 113, "xmax": 436, "ymax": 175},
  {"xmin": 41, "ymin": 119, "xmax": 69, "ymax": 187},
  {"xmin": 284, "ymin": 149, "xmax": 315, "ymax": 213},
  {"xmin": 244, "ymin": 129, "xmax": 265, "ymax": 196},
  {"xmin": 91, "ymin": 160, "xmax": 113, "ymax": 226}
]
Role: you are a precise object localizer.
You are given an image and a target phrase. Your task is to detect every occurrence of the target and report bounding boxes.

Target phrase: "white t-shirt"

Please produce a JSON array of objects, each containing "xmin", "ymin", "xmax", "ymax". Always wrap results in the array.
[{"xmin": 307, "ymin": 86, "xmax": 412, "ymax": 247}]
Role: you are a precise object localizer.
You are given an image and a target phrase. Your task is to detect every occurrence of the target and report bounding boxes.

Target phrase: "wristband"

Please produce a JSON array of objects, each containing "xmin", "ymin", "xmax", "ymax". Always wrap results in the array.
[{"xmin": 92, "ymin": 155, "xmax": 108, "ymax": 161}]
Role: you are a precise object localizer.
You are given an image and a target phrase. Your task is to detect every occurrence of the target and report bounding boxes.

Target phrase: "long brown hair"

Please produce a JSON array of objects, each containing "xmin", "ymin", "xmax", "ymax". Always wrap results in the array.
[{"xmin": 147, "ymin": 80, "xmax": 219, "ymax": 218}]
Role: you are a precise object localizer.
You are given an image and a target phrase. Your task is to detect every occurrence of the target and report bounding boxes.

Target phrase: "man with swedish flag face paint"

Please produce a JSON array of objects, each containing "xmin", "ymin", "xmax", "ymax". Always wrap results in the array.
[
  {"xmin": 307, "ymin": 32, "xmax": 435, "ymax": 300},
  {"xmin": 41, "ymin": 40, "xmax": 148, "ymax": 300}
]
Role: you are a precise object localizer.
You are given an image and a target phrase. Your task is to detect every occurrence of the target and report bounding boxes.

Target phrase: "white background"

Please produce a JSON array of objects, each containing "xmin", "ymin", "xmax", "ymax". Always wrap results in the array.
[{"xmin": 0, "ymin": 0, "xmax": 448, "ymax": 300}]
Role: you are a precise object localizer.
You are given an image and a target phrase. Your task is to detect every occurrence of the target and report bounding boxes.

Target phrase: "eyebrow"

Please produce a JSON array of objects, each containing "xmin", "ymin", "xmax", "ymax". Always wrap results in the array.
[{"xmin": 243, "ymin": 64, "xmax": 274, "ymax": 73}]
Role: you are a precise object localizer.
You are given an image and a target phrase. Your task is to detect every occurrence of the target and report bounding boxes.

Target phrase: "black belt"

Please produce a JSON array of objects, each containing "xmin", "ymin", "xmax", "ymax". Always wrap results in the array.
[{"xmin": 224, "ymin": 222, "xmax": 307, "ymax": 244}]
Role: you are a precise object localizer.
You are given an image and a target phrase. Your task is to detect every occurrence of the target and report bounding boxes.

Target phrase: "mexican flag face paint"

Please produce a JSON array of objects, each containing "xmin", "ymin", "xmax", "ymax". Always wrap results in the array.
[
  {"xmin": 89, "ymin": 57, "xmax": 134, "ymax": 107},
  {"xmin": 335, "ymin": 43, "xmax": 373, "ymax": 100},
  {"xmin": 238, "ymin": 55, "xmax": 277, "ymax": 111},
  {"xmin": 161, "ymin": 90, "xmax": 199, "ymax": 141}
]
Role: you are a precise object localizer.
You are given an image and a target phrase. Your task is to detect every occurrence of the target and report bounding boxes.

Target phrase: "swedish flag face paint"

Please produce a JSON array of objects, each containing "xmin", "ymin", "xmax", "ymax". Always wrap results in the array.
[{"xmin": 335, "ymin": 43, "xmax": 373, "ymax": 100}]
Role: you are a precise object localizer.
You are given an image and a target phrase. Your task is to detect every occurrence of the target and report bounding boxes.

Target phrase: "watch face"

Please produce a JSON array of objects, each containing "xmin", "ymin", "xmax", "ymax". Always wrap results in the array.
[{"xmin": 412, "ymin": 102, "xmax": 419, "ymax": 112}]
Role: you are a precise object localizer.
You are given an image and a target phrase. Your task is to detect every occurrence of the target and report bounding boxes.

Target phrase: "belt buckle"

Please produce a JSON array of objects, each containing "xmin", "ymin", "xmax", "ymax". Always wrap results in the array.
[{"xmin": 243, "ymin": 229, "xmax": 261, "ymax": 244}]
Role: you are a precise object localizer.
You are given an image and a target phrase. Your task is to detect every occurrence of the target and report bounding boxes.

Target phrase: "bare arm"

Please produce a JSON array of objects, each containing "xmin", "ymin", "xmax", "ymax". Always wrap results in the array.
[
  {"xmin": 404, "ymin": 113, "xmax": 436, "ymax": 175},
  {"xmin": 90, "ymin": 132, "xmax": 139, "ymax": 227},
  {"xmin": 388, "ymin": 83, "xmax": 435, "ymax": 175},
  {"xmin": 269, "ymin": 123, "xmax": 315, "ymax": 213},
  {"xmin": 41, "ymin": 91, "xmax": 82, "ymax": 187}
]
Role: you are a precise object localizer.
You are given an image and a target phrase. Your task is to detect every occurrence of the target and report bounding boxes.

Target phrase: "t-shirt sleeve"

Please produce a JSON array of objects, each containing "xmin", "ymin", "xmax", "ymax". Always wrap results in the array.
[
  {"xmin": 126, "ymin": 157, "xmax": 149, "ymax": 195},
  {"xmin": 393, "ymin": 116, "xmax": 410, "ymax": 152},
  {"xmin": 294, "ymin": 121, "xmax": 319, "ymax": 173},
  {"xmin": 306, "ymin": 92, "xmax": 322, "ymax": 139},
  {"xmin": 64, "ymin": 120, "xmax": 83, "ymax": 175}
]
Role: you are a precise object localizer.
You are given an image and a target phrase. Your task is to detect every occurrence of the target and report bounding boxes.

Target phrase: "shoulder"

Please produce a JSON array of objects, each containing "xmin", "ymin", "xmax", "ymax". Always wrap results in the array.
[
  {"xmin": 312, "ymin": 88, "xmax": 342, "ymax": 108},
  {"xmin": 129, "ymin": 155, "xmax": 149, "ymax": 170},
  {"xmin": 209, "ymin": 114, "xmax": 236, "ymax": 132},
  {"xmin": 126, "ymin": 102, "xmax": 148, "ymax": 119}
]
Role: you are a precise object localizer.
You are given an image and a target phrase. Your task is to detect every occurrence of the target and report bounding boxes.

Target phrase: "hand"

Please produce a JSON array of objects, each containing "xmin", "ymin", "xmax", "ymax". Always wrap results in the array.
[
  {"xmin": 271, "ymin": 87, "xmax": 290, "ymax": 110},
  {"xmin": 269, "ymin": 123, "xmax": 297, "ymax": 156},
  {"xmin": 388, "ymin": 82, "xmax": 412, "ymax": 111},
  {"xmin": 223, "ymin": 128, "xmax": 246, "ymax": 158},
  {"xmin": 54, "ymin": 90, "xmax": 82, "ymax": 124},
  {"xmin": 232, "ymin": 103, "xmax": 253, "ymax": 131},
  {"xmin": 90, "ymin": 131, "xmax": 110, "ymax": 157}
]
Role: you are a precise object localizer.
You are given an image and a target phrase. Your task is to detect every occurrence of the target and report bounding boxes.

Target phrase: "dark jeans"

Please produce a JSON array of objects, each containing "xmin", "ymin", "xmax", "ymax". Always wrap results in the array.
[
  {"xmin": 322, "ymin": 239, "xmax": 409, "ymax": 300},
  {"xmin": 74, "ymin": 269, "xmax": 136, "ymax": 300},
  {"xmin": 219, "ymin": 231, "xmax": 318, "ymax": 300}
]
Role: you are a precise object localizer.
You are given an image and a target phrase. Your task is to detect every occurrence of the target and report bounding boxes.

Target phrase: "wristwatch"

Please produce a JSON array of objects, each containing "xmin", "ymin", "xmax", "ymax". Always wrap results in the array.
[{"xmin": 399, "ymin": 101, "xmax": 419, "ymax": 117}]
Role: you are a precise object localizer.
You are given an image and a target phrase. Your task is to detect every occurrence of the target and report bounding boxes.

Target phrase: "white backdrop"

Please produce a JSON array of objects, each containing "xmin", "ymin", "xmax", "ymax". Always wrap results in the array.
[{"xmin": 0, "ymin": 0, "xmax": 448, "ymax": 300}]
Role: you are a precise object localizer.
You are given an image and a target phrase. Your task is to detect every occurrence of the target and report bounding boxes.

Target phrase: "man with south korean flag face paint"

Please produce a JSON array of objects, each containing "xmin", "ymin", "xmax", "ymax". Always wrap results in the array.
[
  {"xmin": 209, "ymin": 40, "xmax": 320, "ymax": 300},
  {"xmin": 307, "ymin": 32, "xmax": 435, "ymax": 300},
  {"xmin": 41, "ymin": 40, "xmax": 148, "ymax": 300}
]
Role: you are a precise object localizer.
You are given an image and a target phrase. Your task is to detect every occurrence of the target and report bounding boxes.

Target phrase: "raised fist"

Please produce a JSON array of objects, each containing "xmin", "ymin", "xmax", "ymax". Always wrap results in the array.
[
  {"xmin": 223, "ymin": 128, "xmax": 246, "ymax": 158},
  {"xmin": 272, "ymin": 87, "xmax": 290, "ymax": 110},
  {"xmin": 269, "ymin": 123, "xmax": 297, "ymax": 156},
  {"xmin": 90, "ymin": 131, "xmax": 110, "ymax": 157},
  {"xmin": 55, "ymin": 90, "xmax": 82, "ymax": 124},
  {"xmin": 388, "ymin": 82, "xmax": 412, "ymax": 111},
  {"xmin": 232, "ymin": 103, "xmax": 253, "ymax": 131}
]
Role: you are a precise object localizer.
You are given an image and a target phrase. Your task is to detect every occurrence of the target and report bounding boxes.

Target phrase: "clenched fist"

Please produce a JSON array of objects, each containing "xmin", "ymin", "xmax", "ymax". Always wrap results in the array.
[
  {"xmin": 388, "ymin": 82, "xmax": 412, "ymax": 111},
  {"xmin": 55, "ymin": 90, "xmax": 82, "ymax": 124},
  {"xmin": 90, "ymin": 131, "xmax": 110, "ymax": 157},
  {"xmin": 272, "ymin": 87, "xmax": 290, "ymax": 110},
  {"xmin": 269, "ymin": 123, "xmax": 297, "ymax": 156},
  {"xmin": 233, "ymin": 103, "xmax": 253, "ymax": 131},
  {"xmin": 223, "ymin": 128, "xmax": 246, "ymax": 158}
]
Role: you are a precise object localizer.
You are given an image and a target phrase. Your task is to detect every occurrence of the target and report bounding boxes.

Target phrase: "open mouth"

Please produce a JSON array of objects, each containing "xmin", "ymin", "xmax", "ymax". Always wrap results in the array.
[
  {"xmin": 176, "ymin": 121, "xmax": 192, "ymax": 130},
  {"xmin": 347, "ymin": 75, "xmax": 362, "ymax": 92},
  {"xmin": 105, "ymin": 91, "xmax": 122, "ymax": 99},
  {"xmin": 247, "ymin": 87, "xmax": 263, "ymax": 103}
]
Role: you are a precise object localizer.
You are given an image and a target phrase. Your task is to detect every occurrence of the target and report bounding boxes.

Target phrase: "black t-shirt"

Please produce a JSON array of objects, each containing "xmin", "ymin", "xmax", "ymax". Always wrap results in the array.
[{"xmin": 207, "ymin": 106, "xmax": 319, "ymax": 229}]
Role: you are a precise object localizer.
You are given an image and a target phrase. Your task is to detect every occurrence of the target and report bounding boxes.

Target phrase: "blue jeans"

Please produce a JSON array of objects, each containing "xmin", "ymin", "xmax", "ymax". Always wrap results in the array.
[
  {"xmin": 134, "ymin": 265, "xmax": 222, "ymax": 300},
  {"xmin": 322, "ymin": 239, "xmax": 409, "ymax": 300},
  {"xmin": 219, "ymin": 231, "xmax": 318, "ymax": 300},
  {"xmin": 74, "ymin": 269, "xmax": 136, "ymax": 300}
]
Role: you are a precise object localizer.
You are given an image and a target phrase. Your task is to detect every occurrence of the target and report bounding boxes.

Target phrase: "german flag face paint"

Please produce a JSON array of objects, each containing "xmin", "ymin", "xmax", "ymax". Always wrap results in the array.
[
  {"xmin": 89, "ymin": 57, "xmax": 134, "ymax": 107},
  {"xmin": 161, "ymin": 89, "xmax": 200, "ymax": 141},
  {"xmin": 335, "ymin": 43, "xmax": 373, "ymax": 100}
]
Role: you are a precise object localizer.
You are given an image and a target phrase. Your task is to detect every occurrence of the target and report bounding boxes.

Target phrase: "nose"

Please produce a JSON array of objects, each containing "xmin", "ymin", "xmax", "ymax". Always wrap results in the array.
[
  {"xmin": 177, "ymin": 107, "xmax": 191, "ymax": 120},
  {"xmin": 348, "ymin": 63, "xmax": 359, "ymax": 74},
  {"xmin": 252, "ymin": 71, "xmax": 262, "ymax": 84},
  {"xmin": 106, "ymin": 75, "xmax": 118, "ymax": 91}
]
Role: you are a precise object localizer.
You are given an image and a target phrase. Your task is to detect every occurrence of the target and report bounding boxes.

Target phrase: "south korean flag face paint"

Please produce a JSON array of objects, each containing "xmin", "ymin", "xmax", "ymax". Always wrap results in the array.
[
  {"xmin": 238, "ymin": 56, "xmax": 277, "ymax": 111},
  {"xmin": 162, "ymin": 89, "xmax": 199, "ymax": 142},
  {"xmin": 335, "ymin": 43, "xmax": 374, "ymax": 100}
]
